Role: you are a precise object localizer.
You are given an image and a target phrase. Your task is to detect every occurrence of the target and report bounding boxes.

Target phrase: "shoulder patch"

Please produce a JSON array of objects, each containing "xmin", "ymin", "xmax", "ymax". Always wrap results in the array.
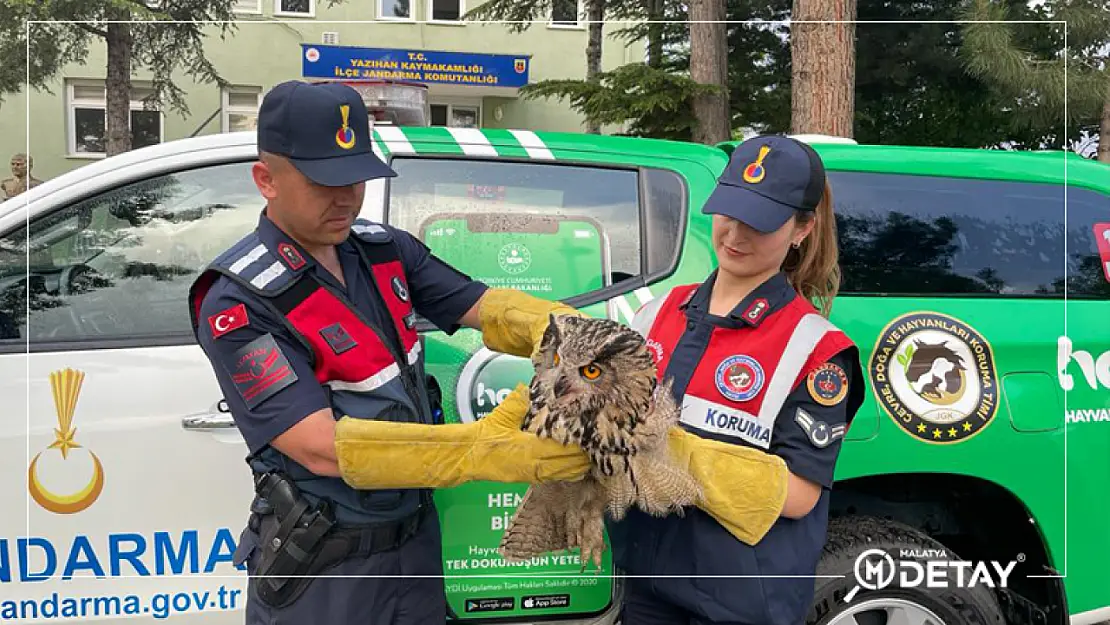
[
  {"xmin": 208, "ymin": 303, "xmax": 250, "ymax": 339},
  {"xmin": 807, "ymin": 361, "xmax": 849, "ymax": 407},
  {"xmin": 277, "ymin": 242, "xmax": 306, "ymax": 270},
  {"xmin": 351, "ymin": 220, "xmax": 393, "ymax": 244},
  {"xmin": 794, "ymin": 408, "xmax": 846, "ymax": 449},
  {"xmin": 229, "ymin": 333, "xmax": 299, "ymax": 410}
]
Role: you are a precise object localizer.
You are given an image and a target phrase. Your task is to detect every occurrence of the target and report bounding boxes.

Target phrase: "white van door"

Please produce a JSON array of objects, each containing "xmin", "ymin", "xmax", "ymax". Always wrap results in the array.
[{"xmin": 0, "ymin": 159, "xmax": 266, "ymax": 623}]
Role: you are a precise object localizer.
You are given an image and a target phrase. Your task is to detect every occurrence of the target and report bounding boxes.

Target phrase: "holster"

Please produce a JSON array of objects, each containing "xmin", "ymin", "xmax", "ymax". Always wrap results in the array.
[
  {"xmin": 248, "ymin": 469, "xmax": 433, "ymax": 609},
  {"xmin": 426, "ymin": 374, "xmax": 445, "ymax": 425}
]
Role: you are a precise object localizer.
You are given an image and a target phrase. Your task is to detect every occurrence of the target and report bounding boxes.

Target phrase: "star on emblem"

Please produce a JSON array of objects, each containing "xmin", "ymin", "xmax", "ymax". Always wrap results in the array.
[{"xmin": 48, "ymin": 427, "xmax": 81, "ymax": 459}]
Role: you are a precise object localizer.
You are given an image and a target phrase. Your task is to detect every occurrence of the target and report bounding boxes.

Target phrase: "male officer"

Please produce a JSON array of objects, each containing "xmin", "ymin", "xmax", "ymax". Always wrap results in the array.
[{"xmin": 188, "ymin": 80, "xmax": 589, "ymax": 625}]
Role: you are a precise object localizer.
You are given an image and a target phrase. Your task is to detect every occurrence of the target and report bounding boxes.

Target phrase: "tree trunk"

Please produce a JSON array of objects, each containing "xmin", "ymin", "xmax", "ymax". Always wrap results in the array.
[
  {"xmin": 689, "ymin": 0, "xmax": 729, "ymax": 144},
  {"xmin": 584, "ymin": 0, "xmax": 604, "ymax": 134},
  {"xmin": 1099, "ymin": 85, "xmax": 1110, "ymax": 164},
  {"xmin": 790, "ymin": 0, "xmax": 857, "ymax": 138},
  {"xmin": 105, "ymin": 17, "xmax": 133, "ymax": 157},
  {"xmin": 646, "ymin": 0, "xmax": 663, "ymax": 69}
]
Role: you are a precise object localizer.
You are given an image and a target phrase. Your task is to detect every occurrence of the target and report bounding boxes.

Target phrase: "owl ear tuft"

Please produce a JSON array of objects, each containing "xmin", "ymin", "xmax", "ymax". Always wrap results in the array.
[{"xmin": 541, "ymin": 313, "xmax": 563, "ymax": 349}]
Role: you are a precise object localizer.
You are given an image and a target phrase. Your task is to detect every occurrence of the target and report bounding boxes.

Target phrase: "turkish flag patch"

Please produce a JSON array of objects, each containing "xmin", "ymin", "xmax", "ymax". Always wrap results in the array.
[
  {"xmin": 208, "ymin": 303, "xmax": 249, "ymax": 339},
  {"xmin": 229, "ymin": 333, "xmax": 299, "ymax": 409}
]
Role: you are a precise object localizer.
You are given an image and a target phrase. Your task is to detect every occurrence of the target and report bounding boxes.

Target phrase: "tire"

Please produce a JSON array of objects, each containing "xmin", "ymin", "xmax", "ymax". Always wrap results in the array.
[{"xmin": 806, "ymin": 515, "xmax": 1006, "ymax": 625}]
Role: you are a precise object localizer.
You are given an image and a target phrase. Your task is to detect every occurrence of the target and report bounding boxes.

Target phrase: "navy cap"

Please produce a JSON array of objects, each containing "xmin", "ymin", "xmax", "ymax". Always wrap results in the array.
[
  {"xmin": 256, "ymin": 80, "xmax": 396, "ymax": 187},
  {"xmin": 702, "ymin": 135, "xmax": 827, "ymax": 234}
]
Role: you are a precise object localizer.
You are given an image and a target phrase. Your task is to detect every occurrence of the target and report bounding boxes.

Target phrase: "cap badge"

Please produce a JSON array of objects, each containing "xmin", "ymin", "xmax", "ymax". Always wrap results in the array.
[
  {"xmin": 335, "ymin": 104, "xmax": 356, "ymax": 150},
  {"xmin": 742, "ymin": 144, "xmax": 771, "ymax": 184}
]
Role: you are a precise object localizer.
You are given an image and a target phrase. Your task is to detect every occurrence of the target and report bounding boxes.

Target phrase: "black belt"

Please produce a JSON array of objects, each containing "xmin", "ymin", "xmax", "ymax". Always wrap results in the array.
[
  {"xmin": 248, "ymin": 487, "xmax": 433, "ymax": 556},
  {"xmin": 330, "ymin": 500, "xmax": 430, "ymax": 556}
]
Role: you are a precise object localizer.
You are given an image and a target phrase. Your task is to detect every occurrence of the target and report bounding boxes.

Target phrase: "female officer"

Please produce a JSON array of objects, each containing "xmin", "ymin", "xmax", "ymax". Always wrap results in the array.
[
  {"xmin": 329, "ymin": 135, "xmax": 864, "ymax": 624},
  {"xmin": 610, "ymin": 134, "xmax": 865, "ymax": 625}
]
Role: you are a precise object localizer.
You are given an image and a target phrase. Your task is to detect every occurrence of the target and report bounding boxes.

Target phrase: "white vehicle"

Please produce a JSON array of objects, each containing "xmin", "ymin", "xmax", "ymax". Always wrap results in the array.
[{"xmin": 0, "ymin": 128, "xmax": 664, "ymax": 624}]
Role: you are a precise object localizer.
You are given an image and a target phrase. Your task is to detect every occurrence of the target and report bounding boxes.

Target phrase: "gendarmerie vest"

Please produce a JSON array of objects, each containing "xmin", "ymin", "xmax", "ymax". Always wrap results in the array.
[{"xmin": 188, "ymin": 219, "xmax": 434, "ymax": 526}]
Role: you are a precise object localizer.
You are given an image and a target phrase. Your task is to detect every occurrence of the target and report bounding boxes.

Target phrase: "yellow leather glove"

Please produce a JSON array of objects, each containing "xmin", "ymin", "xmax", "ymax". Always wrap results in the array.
[
  {"xmin": 334, "ymin": 383, "xmax": 591, "ymax": 490},
  {"xmin": 666, "ymin": 427, "xmax": 789, "ymax": 545},
  {"xmin": 477, "ymin": 288, "xmax": 585, "ymax": 359}
]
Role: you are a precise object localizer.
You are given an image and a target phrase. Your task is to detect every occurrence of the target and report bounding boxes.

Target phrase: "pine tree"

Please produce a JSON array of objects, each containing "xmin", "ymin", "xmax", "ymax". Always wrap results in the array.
[
  {"xmin": 959, "ymin": 0, "xmax": 1110, "ymax": 161},
  {"xmin": 464, "ymin": 0, "xmax": 613, "ymax": 133}
]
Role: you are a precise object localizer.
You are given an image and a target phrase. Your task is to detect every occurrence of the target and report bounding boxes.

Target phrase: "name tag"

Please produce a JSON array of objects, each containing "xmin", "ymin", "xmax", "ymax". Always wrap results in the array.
[{"xmin": 680, "ymin": 395, "xmax": 772, "ymax": 449}]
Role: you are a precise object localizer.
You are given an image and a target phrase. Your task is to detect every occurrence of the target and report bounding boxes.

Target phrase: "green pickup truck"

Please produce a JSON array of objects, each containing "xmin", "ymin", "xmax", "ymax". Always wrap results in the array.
[{"xmin": 0, "ymin": 126, "xmax": 1106, "ymax": 625}]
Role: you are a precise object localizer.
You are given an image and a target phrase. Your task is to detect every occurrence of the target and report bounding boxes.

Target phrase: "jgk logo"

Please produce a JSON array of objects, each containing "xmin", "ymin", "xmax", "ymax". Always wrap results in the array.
[{"xmin": 843, "ymin": 548, "xmax": 1019, "ymax": 603}]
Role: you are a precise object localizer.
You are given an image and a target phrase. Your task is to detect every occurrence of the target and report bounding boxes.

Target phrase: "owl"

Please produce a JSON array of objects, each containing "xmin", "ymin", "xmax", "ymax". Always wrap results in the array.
[{"xmin": 497, "ymin": 313, "xmax": 702, "ymax": 571}]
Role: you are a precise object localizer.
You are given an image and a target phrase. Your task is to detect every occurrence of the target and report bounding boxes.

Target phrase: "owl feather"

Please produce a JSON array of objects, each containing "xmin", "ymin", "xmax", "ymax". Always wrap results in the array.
[{"xmin": 497, "ymin": 314, "xmax": 702, "ymax": 571}]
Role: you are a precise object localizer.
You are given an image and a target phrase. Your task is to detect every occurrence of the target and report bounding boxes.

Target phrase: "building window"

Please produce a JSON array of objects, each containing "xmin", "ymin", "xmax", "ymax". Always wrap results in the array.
[
  {"xmin": 429, "ymin": 0, "xmax": 462, "ymax": 21},
  {"xmin": 222, "ymin": 86, "xmax": 261, "ymax": 132},
  {"xmin": 430, "ymin": 103, "xmax": 480, "ymax": 128},
  {"xmin": 379, "ymin": 0, "xmax": 412, "ymax": 19},
  {"xmin": 232, "ymin": 0, "xmax": 262, "ymax": 13},
  {"xmin": 66, "ymin": 82, "xmax": 163, "ymax": 157},
  {"xmin": 550, "ymin": 0, "xmax": 581, "ymax": 26},
  {"xmin": 274, "ymin": 0, "xmax": 313, "ymax": 17}
]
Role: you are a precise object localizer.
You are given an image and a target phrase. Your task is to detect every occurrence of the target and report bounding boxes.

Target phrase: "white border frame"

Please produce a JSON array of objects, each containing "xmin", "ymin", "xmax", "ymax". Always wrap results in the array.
[
  {"xmin": 377, "ymin": 0, "xmax": 415, "ymax": 22},
  {"xmin": 231, "ymin": 0, "xmax": 262, "ymax": 14},
  {"xmin": 220, "ymin": 86, "xmax": 262, "ymax": 133},
  {"xmin": 64, "ymin": 79, "xmax": 165, "ymax": 160},
  {"xmin": 426, "ymin": 0, "xmax": 465, "ymax": 25},
  {"xmin": 547, "ymin": 0, "xmax": 584, "ymax": 29},
  {"xmin": 429, "ymin": 99, "xmax": 482, "ymax": 128},
  {"xmin": 273, "ymin": 0, "xmax": 314, "ymax": 18}
]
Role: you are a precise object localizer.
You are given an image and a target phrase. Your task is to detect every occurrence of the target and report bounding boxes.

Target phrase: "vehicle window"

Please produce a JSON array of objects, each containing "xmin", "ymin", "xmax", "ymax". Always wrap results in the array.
[
  {"xmin": 830, "ymin": 171, "xmax": 1110, "ymax": 298},
  {"xmin": 0, "ymin": 162, "xmax": 262, "ymax": 344},
  {"xmin": 385, "ymin": 157, "xmax": 686, "ymax": 295}
]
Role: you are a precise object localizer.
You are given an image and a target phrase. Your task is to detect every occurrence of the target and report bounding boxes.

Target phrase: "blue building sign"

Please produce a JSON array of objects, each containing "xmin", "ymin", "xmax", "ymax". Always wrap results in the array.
[{"xmin": 301, "ymin": 44, "xmax": 531, "ymax": 88}]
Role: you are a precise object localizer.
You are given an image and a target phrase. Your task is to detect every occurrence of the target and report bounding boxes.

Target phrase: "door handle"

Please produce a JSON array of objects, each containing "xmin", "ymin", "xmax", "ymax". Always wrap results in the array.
[{"xmin": 182, "ymin": 412, "xmax": 237, "ymax": 431}]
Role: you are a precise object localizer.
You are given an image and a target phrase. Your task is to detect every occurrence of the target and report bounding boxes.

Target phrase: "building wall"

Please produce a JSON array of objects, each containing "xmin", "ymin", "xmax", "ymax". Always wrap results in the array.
[{"xmin": 0, "ymin": 0, "xmax": 644, "ymax": 184}]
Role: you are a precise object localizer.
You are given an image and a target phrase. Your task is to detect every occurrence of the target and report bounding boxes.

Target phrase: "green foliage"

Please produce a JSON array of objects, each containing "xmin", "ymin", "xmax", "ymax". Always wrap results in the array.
[
  {"xmin": 520, "ymin": 62, "xmax": 721, "ymax": 140},
  {"xmin": 959, "ymin": 0, "xmax": 1109, "ymax": 142},
  {"xmin": 462, "ymin": 0, "xmax": 549, "ymax": 31},
  {"xmin": 0, "ymin": 0, "xmax": 247, "ymax": 114},
  {"xmin": 854, "ymin": 0, "xmax": 1065, "ymax": 148},
  {"xmin": 513, "ymin": 0, "xmax": 791, "ymax": 140}
]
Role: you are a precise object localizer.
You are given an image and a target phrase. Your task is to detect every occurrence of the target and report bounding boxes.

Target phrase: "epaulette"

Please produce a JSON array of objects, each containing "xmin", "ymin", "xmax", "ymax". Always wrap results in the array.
[
  {"xmin": 350, "ymin": 219, "xmax": 394, "ymax": 245},
  {"xmin": 207, "ymin": 230, "xmax": 305, "ymax": 297}
]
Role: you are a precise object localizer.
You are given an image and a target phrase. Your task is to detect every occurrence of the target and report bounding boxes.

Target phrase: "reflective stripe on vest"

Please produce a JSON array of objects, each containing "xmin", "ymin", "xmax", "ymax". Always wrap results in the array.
[
  {"xmin": 189, "ymin": 225, "xmax": 422, "ymax": 411},
  {"xmin": 633, "ymin": 284, "xmax": 850, "ymax": 450}
]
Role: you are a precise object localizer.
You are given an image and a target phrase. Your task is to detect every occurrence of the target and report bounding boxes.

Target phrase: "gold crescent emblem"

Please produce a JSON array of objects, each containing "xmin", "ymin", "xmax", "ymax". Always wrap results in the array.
[
  {"xmin": 27, "ymin": 368, "xmax": 105, "ymax": 514},
  {"xmin": 335, "ymin": 104, "xmax": 356, "ymax": 150}
]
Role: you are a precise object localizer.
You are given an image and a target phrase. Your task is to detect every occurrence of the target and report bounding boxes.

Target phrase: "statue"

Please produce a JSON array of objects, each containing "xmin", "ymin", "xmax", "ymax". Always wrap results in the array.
[{"xmin": 2, "ymin": 153, "xmax": 43, "ymax": 200}]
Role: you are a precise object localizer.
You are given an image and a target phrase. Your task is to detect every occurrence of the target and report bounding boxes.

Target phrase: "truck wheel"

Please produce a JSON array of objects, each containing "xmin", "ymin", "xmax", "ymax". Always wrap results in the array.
[{"xmin": 807, "ymin": 515, "xmax": 1006, "ymax": 625}]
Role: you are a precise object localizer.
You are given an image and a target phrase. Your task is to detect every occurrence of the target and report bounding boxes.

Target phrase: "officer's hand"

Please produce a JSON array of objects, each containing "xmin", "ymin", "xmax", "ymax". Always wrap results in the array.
[
  {"xmin": 334, "ymin": 384, "xmax": 591, "ymax": 490},
  {"xmin": 666, "ymin": 426, "xmax": 789, "ymax": 545}
]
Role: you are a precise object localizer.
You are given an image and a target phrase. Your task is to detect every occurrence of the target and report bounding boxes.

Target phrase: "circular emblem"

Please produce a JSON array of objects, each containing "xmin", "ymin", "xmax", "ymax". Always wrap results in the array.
[
  {"xmin": 456, "ymin": 348, "xmax": 533, "ymax": 423},
  {"xmin": 391, "ymin": 276, "xmax": 409, "ymax": 302},
  {"xmin": 869, "ymin": 311, "xmax": 999, "ymax": 444},
  {"xmin": 305, "ymin": 47, "xmax": 320, "ymax": 62},
  {"xmin": 807, "ymin": 362, "xmax": 848, "ymax": 407},
  {"xmin": 335, "ymin": 126, "xmax": 356, "ymax": 150},
  {"xmin": 715, "ymin": 355, "xmax": 764, "ymax": 402},
  {"xmin": 497, "ymin": 243, "xmax": 531, "ymax": 275}
]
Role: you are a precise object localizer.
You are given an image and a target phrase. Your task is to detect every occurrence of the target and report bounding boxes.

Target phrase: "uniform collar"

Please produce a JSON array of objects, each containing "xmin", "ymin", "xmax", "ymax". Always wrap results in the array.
[
  {"xmin": 256, "ymin": 209, "xmax": 317, "ymax": 274},
  {"xmin": 681, "ymin": 270, "xmax": 796, "ymax": 328}
]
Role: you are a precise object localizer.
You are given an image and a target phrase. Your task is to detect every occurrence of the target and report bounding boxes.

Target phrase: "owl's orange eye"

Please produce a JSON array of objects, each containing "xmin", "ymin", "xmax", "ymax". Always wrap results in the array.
[
  {"xmin": 553, "ymin": 353, "xmax": 560, "ymax": 365},
  {"xmin": 580, "ymin": 364, "xmax": 602, "ymax": 380}
]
